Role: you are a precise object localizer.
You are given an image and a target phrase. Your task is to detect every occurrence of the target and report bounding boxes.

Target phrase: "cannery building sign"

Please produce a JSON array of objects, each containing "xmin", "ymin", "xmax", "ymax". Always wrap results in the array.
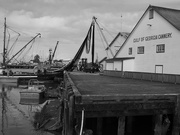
[{"xmin": 133, "ymin": 33, "xmax": 172, "ymax": 43}]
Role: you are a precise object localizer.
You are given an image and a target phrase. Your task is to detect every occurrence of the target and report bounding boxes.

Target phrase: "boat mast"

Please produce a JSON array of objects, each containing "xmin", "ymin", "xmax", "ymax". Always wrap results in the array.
[
  {"xmin": 92, "ymin": 18, "xmax": 95, "ymax": 65},
  {"xmin": 3, "ymin": 18, "xmax": 6, "ymax": 68}
]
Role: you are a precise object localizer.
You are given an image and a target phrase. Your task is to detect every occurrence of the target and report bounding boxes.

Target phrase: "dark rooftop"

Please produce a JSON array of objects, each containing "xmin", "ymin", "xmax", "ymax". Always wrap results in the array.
[{"xmin": 151, "ymin": 5, "xmax": 180, "ymax": 31}]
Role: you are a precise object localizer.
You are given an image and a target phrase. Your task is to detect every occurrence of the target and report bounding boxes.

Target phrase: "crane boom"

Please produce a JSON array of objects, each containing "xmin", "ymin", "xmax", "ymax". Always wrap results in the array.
[
  {"xmin": 6, "ymin": 33, "xmax": 41, "ymax": 64},
  {"xmin": 51, "ymin": 41, "xmax": 59, "ymax": 61}
]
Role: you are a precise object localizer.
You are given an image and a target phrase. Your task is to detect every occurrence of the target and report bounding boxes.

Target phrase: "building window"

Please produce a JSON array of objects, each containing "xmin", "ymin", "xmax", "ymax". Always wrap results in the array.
[
  {"xmin": 149, "ymin": 8, "xmax": 154, "ymax": 19},
  {"xmin": 156, "ymin": 44, "xmax": 165, "ymax": 53},
  {"xmin": 137, "ymin": 46, "xmax": 144, "ymax": 54},
  {"xmin": 129, "ymin": 47, "xmax": 132, "ymax": 55}
]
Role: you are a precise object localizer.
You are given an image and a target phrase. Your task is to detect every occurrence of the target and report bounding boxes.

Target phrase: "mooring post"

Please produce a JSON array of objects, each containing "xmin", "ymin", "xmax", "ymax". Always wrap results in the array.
[
  {"xmin": 117, "ymin": 116, "xmax": 125, "ymax": 135},
  {"xmin": 154, "ymin": 114, "xmax": 163, "ymax": 135},
  {"xmin": 68, "ymin": 95, "xmax": 75, "ymax": 135},
  {"xmin": 172, "ymin": 94, "xmax": 180, "ymax": 135}
]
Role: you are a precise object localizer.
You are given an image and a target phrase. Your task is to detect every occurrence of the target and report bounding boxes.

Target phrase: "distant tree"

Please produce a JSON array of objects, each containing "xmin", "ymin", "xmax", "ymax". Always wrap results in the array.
[{"xmin": 33, "ymin": 54, "xmax": 40, "ymax": 63}]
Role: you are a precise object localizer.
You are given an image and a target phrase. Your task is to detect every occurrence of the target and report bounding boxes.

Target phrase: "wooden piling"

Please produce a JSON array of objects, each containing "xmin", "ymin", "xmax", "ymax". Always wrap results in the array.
[
  {"xmin": 117, "ymin": 116, "xmax": 125, "ymax": 135},
  {"xmin": 172, "ymin": 95, "xmax": 180, "ymax": 135},
  {"xmin": 63, "ymin": 71, "xmax": 180, "ymax": 135},
  {"xmin": 97, "ymin": 118, "xmax": 103, "ymax": 135}
]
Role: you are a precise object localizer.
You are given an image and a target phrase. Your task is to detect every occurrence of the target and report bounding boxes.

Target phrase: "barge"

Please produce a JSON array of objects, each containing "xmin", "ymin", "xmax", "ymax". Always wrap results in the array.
[{"xmin": 62, "ymin": 71, "xmax": 180, "ymax": 135}]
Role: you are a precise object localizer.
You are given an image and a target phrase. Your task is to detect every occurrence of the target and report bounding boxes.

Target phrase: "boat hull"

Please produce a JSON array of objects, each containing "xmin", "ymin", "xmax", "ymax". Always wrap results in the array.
[
  {"xmin": 0, "ymin": 76, "xmax": 18, "ymax": 83},
  {"xmin": 20, "ymin": 90, "xmax": 45, "ymax": 99}
]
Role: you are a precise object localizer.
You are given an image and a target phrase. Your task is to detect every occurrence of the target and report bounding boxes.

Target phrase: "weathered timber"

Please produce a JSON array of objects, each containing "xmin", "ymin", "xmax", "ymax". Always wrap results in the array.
[
  {"xmin": 117, "ymin": 116, "xmax": 125, "ymax": 135},
  {"xmin": 63, "ymin": 71, "xmax": 180, "ymax": 135},
  {"xmin": 172, "ymin": 95, "xmax": 180, "ymax": 135}
]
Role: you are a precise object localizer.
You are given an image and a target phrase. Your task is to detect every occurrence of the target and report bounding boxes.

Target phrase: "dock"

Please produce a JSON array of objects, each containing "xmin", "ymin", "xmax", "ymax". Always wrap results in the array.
[
  {"xmin": 62, "ymin": 71, "xmax": 180, "ymax": 135},
  {"xmin": 0, "ymin": 75, "xmax": 37, "ymax": 83}
]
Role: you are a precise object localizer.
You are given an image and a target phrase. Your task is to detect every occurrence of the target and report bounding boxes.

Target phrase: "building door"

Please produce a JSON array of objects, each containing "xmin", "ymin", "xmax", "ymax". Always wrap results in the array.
[{"xmin": 155, "ymin": 65, "xmax": 163, "ymax": 73}]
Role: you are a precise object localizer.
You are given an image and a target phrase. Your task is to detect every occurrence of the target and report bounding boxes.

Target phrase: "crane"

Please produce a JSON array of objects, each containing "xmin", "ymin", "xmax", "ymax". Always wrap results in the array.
[{"xmin": 49, "ymin": 41, "xmax": 59, "ymax": 64}]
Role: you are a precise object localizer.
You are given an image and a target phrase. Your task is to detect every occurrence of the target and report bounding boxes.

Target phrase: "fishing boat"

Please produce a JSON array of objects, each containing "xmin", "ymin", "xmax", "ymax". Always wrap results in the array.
[
  {"xmin": 19, "ymin": 79, "xmax": 45, "ymax": 100},
  {"xmin": 0, "ymin": 18, "xmax": 41, "ymax": 77}
]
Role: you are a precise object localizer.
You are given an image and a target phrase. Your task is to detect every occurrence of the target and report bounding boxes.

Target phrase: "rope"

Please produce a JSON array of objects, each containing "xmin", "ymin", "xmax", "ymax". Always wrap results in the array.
[
  {"xmin": 6, "ymin": 29, "xmax": 11, "ymax": 52},
  {"xmin": 80, "ymin": 109, "xmax": 85, "ymax": 135},
  {"xmin": 7, "ymin": 33, "xmax": 20, "ymax": 56}
]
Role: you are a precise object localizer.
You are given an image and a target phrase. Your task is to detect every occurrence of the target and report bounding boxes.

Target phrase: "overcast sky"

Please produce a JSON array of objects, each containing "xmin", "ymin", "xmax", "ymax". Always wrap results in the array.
[{"xmin": 0, "ymin": 0, "xmax": 180, "ymax": 62}]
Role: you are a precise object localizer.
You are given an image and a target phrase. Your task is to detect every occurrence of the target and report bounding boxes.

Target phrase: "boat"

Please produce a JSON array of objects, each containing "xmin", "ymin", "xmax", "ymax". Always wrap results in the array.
[
  {"xmin": 19, "ymin": 79, "xmax": 46, "ymax": 100},
  {"xmin": 0, "ymin": 18, "xmax": 41, "ymax": 76}
]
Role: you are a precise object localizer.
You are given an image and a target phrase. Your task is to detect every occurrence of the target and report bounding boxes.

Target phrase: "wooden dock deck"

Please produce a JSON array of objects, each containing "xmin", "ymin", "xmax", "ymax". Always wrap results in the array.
[{"xmin": 62, "ymin": 71, "xmax": 180, "ymax": 135}]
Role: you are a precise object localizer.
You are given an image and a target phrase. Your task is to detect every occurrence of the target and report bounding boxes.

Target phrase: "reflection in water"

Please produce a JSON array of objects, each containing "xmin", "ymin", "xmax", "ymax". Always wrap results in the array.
[
  {"xmin": 1, "ymin": 84, "xmax": 6, "ymax": 135},
  {"xmin": 0, "ymin": 83, "xmax": 56, "ymax": 135}
]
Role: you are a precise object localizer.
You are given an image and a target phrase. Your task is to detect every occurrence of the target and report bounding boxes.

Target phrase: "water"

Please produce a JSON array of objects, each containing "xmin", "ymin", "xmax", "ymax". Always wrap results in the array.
[{"xmin": 0, "ymin": 83, "xmax": 57, "ymax": 135}]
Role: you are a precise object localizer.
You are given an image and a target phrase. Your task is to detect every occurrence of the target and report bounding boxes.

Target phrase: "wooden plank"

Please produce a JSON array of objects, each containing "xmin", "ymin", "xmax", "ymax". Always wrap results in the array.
[
  {"xmin": 175, "ymin": 75, "xmax": 180, "ymax": 84},
  {"xmin": 133, "ymin": 72, "xmax": 142, "ymax": 80},
  {"xmin": 172, "ymin": 95, "xmax": 180, "ymax": 135},
  {"xmin": 75, "ymin": 107, "xmax": 174, "ymax": 118},
  {"xmin": 65, "ymin": 72, "xmax": 82, "ymax": 103},
  {"xmin": 142, "ymin": 73, "xmax": 152, "ymax": 81},
  {"xmin": 123, "ymin": 71, "xmax": 133, "ymax": 79},
  {"xmin": 75, "ymin": 102, "xmax": 175, "ymax": 111},
  {"xmin": 80, "ymin": 94, "xmax": 177, "ymax": 103},
  {"xmin": 117, "ymin": 116, "xmax": 125, "ymax": 135}
]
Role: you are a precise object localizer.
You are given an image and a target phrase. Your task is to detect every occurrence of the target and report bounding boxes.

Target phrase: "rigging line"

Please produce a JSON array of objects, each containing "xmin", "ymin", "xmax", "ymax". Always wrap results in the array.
[
  {"xmin": 6, "ymin": 25, "xmax": 21, "ymax": 35},
  {"xmin": 22, "ymin": 40, "xmax": 35, "ymax": 59},
  {"xmin": 18, "ymin": 39, "xmax": 35, "ymax": 62},
  {"xmin": 96, "ymin": 25, "xmax": 109, "ymax": 57},
  {"xmin": 94, "ymin": 17, "xmax": 114, "ymax": 57},
  {"xmin": 12, "ymin": 48, "xmax": 24, "ymax": 63},
  {"xmin": 8, "ymin": 25, "xmax": 35, "ymax": 38},
  {"xmin": 6, "ymin": 28, "xmax": 11, "ymax": 52},
  {"xmin": 98, "ymin": 21, "xmax": 118, "ymax": 35},
  {"xmin": 13, "ymin": 40, "xmax": 34, "ymax": 62},
  {"xmin": 99, "ymin": 23, "xmax": 116, "ymax": 39},
  {"xmin": 7, "ymin": 34, "xmax": 21, "ymax": 56}
]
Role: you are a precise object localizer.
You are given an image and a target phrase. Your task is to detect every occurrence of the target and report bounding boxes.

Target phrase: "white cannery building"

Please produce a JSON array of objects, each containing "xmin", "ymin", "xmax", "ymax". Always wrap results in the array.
[{"xmin": 108, "ymin": 5, "xmax": 180, "ymax": 74}]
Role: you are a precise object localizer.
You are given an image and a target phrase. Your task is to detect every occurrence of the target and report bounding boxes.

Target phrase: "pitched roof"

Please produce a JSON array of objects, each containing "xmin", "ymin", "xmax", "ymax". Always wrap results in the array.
[
  {"xmin": 106, "ymin": 57, "xmax": 135, "ymax": 62},
  {"xmin": 152, "ymin": 5, "xmax": 180, "ymax": 31},
  {"xmin": 105, "ymin": 32, "xmax": 129, "ymax": 50},
  {"xmin": 114, "ymin": 5, "xmax": 180, "ymax": 58},
  {"xmin": 99, "ymin": 57, "xmax": 107, "ymax": 64}
]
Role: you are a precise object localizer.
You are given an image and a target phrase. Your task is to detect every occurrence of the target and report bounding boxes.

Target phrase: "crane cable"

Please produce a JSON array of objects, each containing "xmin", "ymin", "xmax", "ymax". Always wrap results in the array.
[
  {"xmin": 96, "ymin": 25, "xmax": 109, "ymax": 58},
  {"xmin": 93, "ymin": 18, "xmax": 114, "ymax": 57}
]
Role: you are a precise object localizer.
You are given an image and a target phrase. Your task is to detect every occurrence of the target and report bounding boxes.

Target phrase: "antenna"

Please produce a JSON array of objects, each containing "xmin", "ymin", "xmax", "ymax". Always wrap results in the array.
[{"xmin": 121, "ymin": 14, "xmax": 123, "ymax": 32}]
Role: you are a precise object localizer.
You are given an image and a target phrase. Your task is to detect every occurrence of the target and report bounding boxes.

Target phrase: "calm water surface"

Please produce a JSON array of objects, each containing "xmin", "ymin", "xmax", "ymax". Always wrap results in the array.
[{"xmin": 0, "ymin": 83, "xmax": 56, "ymax": 135}]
